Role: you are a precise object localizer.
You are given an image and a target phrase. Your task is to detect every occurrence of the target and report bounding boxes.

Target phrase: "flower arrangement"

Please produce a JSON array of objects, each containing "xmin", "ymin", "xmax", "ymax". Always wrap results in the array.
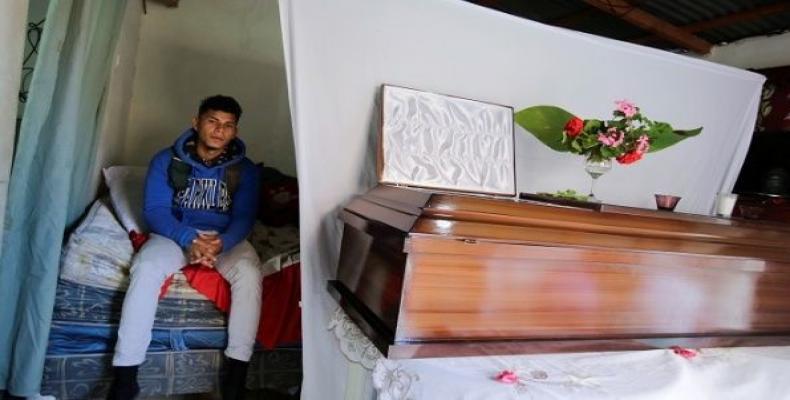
[{"xmin": 514, "ymin": 100, "xmax": 702, "ymax": 164}]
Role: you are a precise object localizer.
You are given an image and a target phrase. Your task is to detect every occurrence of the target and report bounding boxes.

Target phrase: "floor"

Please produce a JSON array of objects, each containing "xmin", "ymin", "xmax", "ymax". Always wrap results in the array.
[{"xmin": 146, "ymin": 388, "xmax": 298, "ymax": 399}]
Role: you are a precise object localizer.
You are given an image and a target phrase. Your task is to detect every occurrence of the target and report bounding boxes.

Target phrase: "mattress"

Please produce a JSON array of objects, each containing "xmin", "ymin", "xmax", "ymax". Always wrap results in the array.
[
  {"xmin": 52, "ymin": 278, "xmax": 226, "ymax": 327},
  {"xmin": 42, "ymin": 199, "xmax": 302, "ymax": 398},
  {"xmin": 50, "ymin": 199, "xmax": 301, "ymax": 350},
  {"xmin": 42, "ymin": 348, "xmax": 302, "ymax": 399},
  {"xmin": 47, "ymin": 320, "xmax": 228, "ymax": 355},
  {"xmin": 49, "ymin": 275, "xmax": 227, "ymax": 355}
]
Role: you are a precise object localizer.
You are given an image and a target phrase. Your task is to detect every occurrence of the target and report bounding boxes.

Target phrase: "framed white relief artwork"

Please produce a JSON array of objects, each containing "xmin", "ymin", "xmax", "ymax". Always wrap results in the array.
[{"xmin": 378, "ymin": 85, "xmax": 516, "ymax": 196}]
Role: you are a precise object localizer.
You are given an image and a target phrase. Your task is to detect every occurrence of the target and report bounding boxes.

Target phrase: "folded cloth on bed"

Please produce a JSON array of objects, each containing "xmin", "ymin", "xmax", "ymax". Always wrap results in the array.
[
  {"xmin": 175, "ymin": 259, "xmax": 301, "ymax": 349},
  {"xmin": 258, "ymin": 261, "xmax": 301, "ymax": 348},
  {"xmin": 59, "ymin": 200, "xmax": 207, "ymax": 300}
]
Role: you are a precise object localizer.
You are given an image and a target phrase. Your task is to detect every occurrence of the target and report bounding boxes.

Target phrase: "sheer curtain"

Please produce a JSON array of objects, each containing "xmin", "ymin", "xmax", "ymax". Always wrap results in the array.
[
  {"xmin": 279, "ymin": 0, "xmax": 764, "ymax": 399},
  {"xmin": 0, "ymin": 0, "xmax": 127, "ymax": 395}
]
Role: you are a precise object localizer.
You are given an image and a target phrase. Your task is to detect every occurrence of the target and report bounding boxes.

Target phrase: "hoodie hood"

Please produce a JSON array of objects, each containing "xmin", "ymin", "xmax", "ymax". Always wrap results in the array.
[{"xmin": 172, "ymin": 128, "xmax": 246, "ymax": 170}]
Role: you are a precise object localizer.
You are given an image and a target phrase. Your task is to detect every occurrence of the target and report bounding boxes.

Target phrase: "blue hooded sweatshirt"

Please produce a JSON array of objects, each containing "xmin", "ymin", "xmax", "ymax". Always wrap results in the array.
[{"xmin": 143, "ymin": 128, "xmax": 260, "ymax": 251}]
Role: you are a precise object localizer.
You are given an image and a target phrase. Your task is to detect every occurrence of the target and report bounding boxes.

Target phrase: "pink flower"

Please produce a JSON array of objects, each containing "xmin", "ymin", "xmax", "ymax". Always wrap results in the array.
[
  {"xmin": 636, "ymin": 134, "xmax": 650, "ymax": 153},
  {"xmin": 495, "ymin": 370, "xmax": 519, "ymax": 384},
  {"xmin": 670, "ymin": 346, "xmax": 698, "ymax": 359},
  {"xmin": 597, "ymin": 127, "xmax": 624, "ymax": 147},
  {"xmin": 615, "ymin": 100, "xmax": 638, "ymax": 118}
]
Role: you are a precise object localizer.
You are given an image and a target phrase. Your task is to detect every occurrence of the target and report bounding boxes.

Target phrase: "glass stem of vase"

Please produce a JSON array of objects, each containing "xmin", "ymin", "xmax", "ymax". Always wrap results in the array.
[{"xmin": 589, "ymin": 176, "xmax": 598, "ymax": 198}]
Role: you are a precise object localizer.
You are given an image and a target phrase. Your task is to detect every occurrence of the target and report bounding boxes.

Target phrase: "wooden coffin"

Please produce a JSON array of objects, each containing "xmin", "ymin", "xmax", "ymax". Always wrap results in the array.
[{"xmin": 329, "ymin": 185, "xmax": 790, "ymax": 359}]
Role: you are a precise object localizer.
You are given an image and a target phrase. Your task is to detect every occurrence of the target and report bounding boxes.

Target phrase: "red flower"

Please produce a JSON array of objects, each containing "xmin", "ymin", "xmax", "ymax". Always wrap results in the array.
[
  {"xmin": 494, "ymin": 370, "xmax": 519, "ymax": 384},
  {"xmin": 670, "ymin": 346, "xmax": 698, "ymax": 359},
  {"xmin": 564, "ymin": 116, "xmax": 584, "ymax": 138},
  {"xmin": 616, "ymin": 150, "xmax": 643, "ymax": 165}
]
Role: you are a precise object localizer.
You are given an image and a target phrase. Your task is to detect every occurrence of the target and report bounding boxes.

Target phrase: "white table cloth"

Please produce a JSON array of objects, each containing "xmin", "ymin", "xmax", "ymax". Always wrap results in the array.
[{"xmin": 329, "ymin": 308, "xmax": 790, "ymax": 400}]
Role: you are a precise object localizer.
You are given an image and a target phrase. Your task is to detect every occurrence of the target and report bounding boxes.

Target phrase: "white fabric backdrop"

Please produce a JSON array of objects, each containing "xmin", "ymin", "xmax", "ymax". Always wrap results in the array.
[{"xmin": 278, "ymin": 1, "xmax": 765, "ymax": 399}]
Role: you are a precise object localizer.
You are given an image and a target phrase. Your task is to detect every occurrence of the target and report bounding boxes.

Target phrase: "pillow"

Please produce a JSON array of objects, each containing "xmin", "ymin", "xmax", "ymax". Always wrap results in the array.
[{"xmin": 102, "ymin": 166, "xmax": 148, "ymax": 233}]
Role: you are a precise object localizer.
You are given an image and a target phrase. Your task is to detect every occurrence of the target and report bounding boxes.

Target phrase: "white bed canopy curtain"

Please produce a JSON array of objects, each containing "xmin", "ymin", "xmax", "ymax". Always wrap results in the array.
[{"xmin": 0, "ymin": 0, "xmax": 127, "ymax": 396}]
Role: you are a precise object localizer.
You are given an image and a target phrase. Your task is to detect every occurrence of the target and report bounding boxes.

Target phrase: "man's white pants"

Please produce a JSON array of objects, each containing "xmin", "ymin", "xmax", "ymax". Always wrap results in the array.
[{"xmin": 113, "ymin": 234, "xmax": 262, "ymax": 366}]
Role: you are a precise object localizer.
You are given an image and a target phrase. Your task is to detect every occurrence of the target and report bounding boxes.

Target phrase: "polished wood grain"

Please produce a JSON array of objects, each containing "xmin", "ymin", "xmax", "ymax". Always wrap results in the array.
[
  {"xmin": 412, "ymin": 218, "xmax": 790, "ymax": 262},
  {"xmin": 333, "ymin": 185, "xmax": 790, "ymax": 358},
  {"xmin": 336, "ymin": 212, "xmax": 408, "ymax": 335},
  {"xmin": 387, "ymin": 335, "xmax": 790, "ymax": 359},
  {"xmin": 426, "ymin": 194, "xmax": 790, "ymax": 249},
  {"xmin": 398, "ymin": 240, "xmax": 790, "ymax": 341}
]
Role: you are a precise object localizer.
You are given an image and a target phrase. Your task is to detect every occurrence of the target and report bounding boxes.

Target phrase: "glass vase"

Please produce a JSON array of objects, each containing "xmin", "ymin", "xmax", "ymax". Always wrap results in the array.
[{"xmin": 584, "ymin": 158, "xmax": 612, "ymax": 202}]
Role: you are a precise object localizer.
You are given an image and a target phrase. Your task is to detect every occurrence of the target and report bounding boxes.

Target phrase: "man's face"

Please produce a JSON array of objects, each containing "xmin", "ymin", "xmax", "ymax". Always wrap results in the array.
[{"xmin": 192, "ymin": 109, "xmax": 238, "ymax": 151}]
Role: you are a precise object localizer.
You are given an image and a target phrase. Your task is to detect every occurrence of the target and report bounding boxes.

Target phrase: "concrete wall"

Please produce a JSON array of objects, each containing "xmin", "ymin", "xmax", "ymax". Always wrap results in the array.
[
  {"xmin": 122, "ymin": 0, "xmax": 294, "ymax": 175},
  {"xmin": 16, "ymin": 0, "xmax": 48, "ymax": 119},
  {"xmin": 0, "ymin": 0, "xmax": 29, "ymax": 253},
  {"xmin": 88, "ymin": 0, "xmax": 144, "ymax": 197}
]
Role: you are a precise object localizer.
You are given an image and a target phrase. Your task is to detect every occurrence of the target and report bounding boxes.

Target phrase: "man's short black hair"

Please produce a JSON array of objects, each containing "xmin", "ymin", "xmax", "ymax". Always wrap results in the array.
[{"xmin": 198, "ymin": 95, "xmax": 242, "ymax": 122}]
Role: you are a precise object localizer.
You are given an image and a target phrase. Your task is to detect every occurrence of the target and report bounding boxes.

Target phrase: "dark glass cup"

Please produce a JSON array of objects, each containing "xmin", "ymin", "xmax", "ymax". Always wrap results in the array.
[{"xmin": 655, "ymin": 194, "xmax": 681, "ymax": 211}]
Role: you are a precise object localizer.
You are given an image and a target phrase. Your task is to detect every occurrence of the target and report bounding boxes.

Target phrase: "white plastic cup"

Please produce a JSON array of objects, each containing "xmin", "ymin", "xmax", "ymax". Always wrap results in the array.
[{"xmin": 715, "ymin": 193, "xmax": 738, "ymax": 218}]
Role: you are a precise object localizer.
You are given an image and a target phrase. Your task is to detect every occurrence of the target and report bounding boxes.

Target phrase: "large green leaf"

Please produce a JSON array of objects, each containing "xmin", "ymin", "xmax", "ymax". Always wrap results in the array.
[
  {"xmin": 515, "ymin": 105, "xmax": 702, "ymax": 154},
  {"xmin": 514, "ymin": 106, "xmax": 574, "ymax": 152},
  {"xmin": 649, "ymin": 127, "xmax": 703, "ymax": 153}
]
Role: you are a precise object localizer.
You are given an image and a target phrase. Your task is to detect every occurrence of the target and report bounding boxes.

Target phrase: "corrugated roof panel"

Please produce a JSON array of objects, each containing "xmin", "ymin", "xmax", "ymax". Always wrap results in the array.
[
  {"xmin": 589, "ymin": 18, "xmax": 650, "ymax": 38},
  {"xmin": 645, "ymin": 0, "xmax": 716, "ymax": 23},
  {"xmin": 497, "ymin": 0, "xmax": 585, "ymax": 21},
  {"xmin": 700, "ymin": 9, "xmax": 790, "ymax": 44},
  {"xmin": 764, "ymin": 12, "xmax": 790, "ymax": 29},
  {"xmin": 640, "ymin": 2, "xmax": 688, "ymax": 25},
  {"xmin": 466, "ymin": 0, "xmax": 790, "ymax": 51}
]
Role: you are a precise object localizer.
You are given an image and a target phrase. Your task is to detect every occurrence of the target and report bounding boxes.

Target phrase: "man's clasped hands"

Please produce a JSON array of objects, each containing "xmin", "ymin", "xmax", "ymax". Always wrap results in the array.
[{"xmin": 189, "ymin": 231, "xmax": 223, "ymax": 267}]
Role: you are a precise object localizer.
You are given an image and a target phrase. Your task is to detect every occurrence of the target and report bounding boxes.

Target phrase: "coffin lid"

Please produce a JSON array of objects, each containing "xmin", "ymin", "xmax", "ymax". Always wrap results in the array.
[{"xmin": 377, "ymin": 85, "xmax": 516, "ymax": 196}]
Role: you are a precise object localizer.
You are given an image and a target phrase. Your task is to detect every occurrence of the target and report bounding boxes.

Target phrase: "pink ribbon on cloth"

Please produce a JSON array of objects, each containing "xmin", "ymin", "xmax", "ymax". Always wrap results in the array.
[{"xmin": 671, "ymin": 346, "xmax": 699, "ymax": 359}]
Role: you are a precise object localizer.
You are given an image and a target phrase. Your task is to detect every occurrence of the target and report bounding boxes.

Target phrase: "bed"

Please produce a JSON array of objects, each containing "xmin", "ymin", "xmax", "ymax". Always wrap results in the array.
[{"xmin": 40, "ymin": 166, "xmax": 302, "ymax": 399}]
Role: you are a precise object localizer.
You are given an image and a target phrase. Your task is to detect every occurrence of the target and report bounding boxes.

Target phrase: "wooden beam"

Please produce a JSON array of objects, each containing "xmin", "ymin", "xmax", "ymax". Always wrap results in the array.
[
  {"xmin": 582, "ymin": 0, "xmax": 713, "ymax": 53},
  {"xmin": 551, "ymin": 1, "xmax": 651, "ymax": 30},
  {"xmin": 635, "ymin": 1, "xmax": 790, "ymax": 44},
  {"xmin": 474, "ymin": 0, "xmax": 505, "ymax": 9}
]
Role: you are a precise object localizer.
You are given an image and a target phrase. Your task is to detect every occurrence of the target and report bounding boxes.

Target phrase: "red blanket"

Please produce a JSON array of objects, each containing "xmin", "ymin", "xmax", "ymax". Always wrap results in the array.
[{"xmin": 131, "ymin": 231, "xmax": 301, "ymax": 349}]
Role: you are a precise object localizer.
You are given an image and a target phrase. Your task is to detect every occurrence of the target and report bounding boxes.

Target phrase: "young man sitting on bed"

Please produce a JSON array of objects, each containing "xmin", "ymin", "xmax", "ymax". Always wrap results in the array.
[{"xmin": 108, "ymin": 95, "xmax": 261, "ymax": 400}]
